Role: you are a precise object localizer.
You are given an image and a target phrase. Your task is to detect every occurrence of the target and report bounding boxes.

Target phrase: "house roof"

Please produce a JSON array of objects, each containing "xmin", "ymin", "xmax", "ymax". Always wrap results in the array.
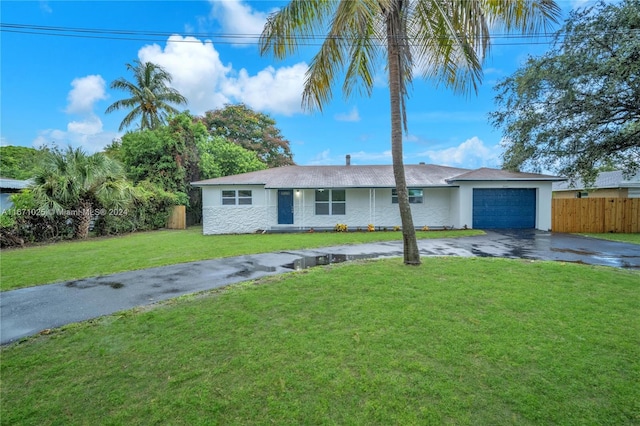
[
  {"xmin": 0, "ymin": 177, "xmax": 32, "ymax": 190},
  {"xmin": 192, "ymin": 164, "xmax": 564, "ymax": 189},
  {"xmin": 552, "ymin": 170, "xmax": 640, "ymax": 191},
  {"xmin": 446, "ymin": 167, "xmax": 563, "ymax": 182}
]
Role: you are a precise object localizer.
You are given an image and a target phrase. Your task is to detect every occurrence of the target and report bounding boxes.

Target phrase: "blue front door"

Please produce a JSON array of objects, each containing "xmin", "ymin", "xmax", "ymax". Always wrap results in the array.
[{"xmin": 278, "ymin": 190, "xmax": 294, "ymax": 224}]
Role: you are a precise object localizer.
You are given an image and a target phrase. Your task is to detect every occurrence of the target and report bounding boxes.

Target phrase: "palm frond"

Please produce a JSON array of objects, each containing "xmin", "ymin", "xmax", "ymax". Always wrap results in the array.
[{"xmin": 106, "ymin": 60, "xmax": 187, "ymax": 130}]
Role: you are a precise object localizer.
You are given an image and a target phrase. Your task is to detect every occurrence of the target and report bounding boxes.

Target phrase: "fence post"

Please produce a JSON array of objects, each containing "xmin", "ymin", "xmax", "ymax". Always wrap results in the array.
[{"xmin": 167, "ymin": 205, "xmax": 186, "ymax": 230}]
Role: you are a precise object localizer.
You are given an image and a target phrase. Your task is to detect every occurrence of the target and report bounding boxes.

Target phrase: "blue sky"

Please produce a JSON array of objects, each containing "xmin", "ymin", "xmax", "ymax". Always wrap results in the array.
[{"xmin": 1, "ymin": 0, "xmax": 595, "ymax": 168}]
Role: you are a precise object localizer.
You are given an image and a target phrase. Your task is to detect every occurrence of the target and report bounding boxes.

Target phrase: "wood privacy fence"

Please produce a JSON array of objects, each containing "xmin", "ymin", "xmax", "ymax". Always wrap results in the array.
[
  {"xmin": 552, "ymin": 198, "xmax": 640, "ymax": 233},
  {"xmin": 166, "ymin": 205, "xmax": 186, "ymax": 230}
]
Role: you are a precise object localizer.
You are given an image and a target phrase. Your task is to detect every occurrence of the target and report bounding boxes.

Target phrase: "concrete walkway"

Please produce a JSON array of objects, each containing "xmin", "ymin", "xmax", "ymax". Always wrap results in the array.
[{"xmin": 2, "ymin": 230, "xmax": 638, "ymax": 345}]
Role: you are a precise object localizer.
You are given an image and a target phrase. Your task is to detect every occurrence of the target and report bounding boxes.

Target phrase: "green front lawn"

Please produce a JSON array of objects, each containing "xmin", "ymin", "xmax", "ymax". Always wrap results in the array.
[
  {"xmin": 0, "ymin": 227, "xmax": 482, "ymax": 291},
  {"xmin": 579, "ymin": 233, "xmax": 640, "ymax": 244},
  {"xmin": 2, "ymin": 257, "xmax": 638, "ymax": 424}
]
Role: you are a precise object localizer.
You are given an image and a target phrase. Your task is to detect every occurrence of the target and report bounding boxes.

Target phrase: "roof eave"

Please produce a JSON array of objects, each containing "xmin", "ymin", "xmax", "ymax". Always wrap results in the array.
[{"xmin": 446, "ymin": 178, "xmax": 566, "ymax": 183}]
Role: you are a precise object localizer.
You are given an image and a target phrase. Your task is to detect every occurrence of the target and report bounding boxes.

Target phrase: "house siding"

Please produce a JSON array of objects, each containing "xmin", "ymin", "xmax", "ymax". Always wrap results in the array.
[
  {"xmin": 201, "ymin": 186, "xmax": 456, "ymax": 234},
  {"xmin": 553, "ymin": 188, "xmax": 628, "ymax": 199},
  {"xmin": 201, "ymin": 185, "xmax": 270, "ymax": 234},
  {"xmin": 279, "ymin": 188, "xmax": 454, "ymax": 230},
  {"xmin": 195, "ymin": 166, "xmax": 560, "ymax": 234}
]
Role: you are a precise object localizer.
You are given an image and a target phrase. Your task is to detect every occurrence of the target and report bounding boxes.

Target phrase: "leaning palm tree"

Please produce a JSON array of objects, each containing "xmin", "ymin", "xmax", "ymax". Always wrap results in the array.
[
  {"xmin": 32, "ymin": 147, "xmax": 135, "ymax": 239},
  {"xmin": 106, "ymin": 60, "xmax": 188, "ymax": 131},
  {"xmin": 260, "ymin": 0, "xmax": 560, "ymax": 265}
]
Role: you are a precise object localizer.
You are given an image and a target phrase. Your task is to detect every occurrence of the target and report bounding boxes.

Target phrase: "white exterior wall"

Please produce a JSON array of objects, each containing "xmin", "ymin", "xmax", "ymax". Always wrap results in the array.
[
  {"xmin": 201, "ymin": 186, "xmax": 456, "ymax": 233},
  {"xmin": 453, "ymin": 181, "xmax": 554, "ymax": 231},
  {"xmin": 288, "ymin": 187, "xmax": 453, "ymax": 230},
  {"xmin": 201, "ymin": 185, "xmax": 270, "ymax": 234},
  {"xmin": 202, "ymin": 182, "xmax": 558, "ymax": 233}
]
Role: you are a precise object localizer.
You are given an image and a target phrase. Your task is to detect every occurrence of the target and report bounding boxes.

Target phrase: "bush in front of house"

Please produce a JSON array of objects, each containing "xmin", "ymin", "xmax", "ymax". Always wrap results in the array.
[
  {"xmin": 0, "ymin": 190, "xmax": 74, "ymax": 248},
  {"xmin": 334, "ymin": 223, "xmax": 348, "ymax": 232},
  {"xmin": 0, "ymin": 182, "xmax": 186, "ymax": 247},
  {"xmin": 93, "ymin": 181, "xmax": 186, "ymax": 236}
]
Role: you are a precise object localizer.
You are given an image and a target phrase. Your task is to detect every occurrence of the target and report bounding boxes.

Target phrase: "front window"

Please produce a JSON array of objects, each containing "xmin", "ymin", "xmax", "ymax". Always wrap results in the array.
[
  {"xmin": 222, "ymin": 190, "xmax": 252, "ymax": 205},
  {"xmin": 315, "ymin": 189, "xmax": 345, "ymax": 215},
  {"xmin": 392, "ymin": 188, "xmax": 423, "ymax": 204}
]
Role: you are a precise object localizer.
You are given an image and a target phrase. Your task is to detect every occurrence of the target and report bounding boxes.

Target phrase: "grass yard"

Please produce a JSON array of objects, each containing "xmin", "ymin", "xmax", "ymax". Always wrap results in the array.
[
  {"xmin": 579, "ymin": 233, "xmax": 640, "ymax": 245},
  {"xmin": 0, "ymin": 227, "xmax": 482, "ymax": 291},
  {"xmin": 1, "ymin": 257, "xmax": 638, "ymax": 425}
]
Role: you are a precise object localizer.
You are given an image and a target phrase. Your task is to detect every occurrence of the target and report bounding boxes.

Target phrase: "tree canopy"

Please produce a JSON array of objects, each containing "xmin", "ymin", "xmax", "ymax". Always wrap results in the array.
[
  {"xmin": 0, "ymin": 145, "xmax": 48, "ymax": 180},
  {"xmin": 118, "ymin": 112, "xmax": 269, "ymax": 224},
  {"xmin": 105, "ymin": 60, "xmax": 188, "ymax": 131},
  {"xmin": 119, "ymin": 113, "xmax": 204, "ymax": 197},
  {"xmin": 198, "ymin": 136, "xmax": 267, "ymax": 180},
  {"xmin": 199, "ymin": 104, "xmax": 295, "ymax": 168},
  {"xmin": 260, "ymin": 0, "xmax": 559, "ymax": 264},
  {"xmin": 490, "ymin": 0, "xmax": 640, "ymax": 185}
]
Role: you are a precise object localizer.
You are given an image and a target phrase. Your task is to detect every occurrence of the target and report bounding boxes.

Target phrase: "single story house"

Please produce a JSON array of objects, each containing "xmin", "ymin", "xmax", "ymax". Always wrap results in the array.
[
  {"xmin": 192, "ymin": 160, "xmax": 564, "ymax": 235},
  {"xmin": 552, "ymin": 170, "xmax": 640, "ymax": 199},
  {"xmin": 0, "ymin": 177, "xmax": 31, "ymax": 213}
]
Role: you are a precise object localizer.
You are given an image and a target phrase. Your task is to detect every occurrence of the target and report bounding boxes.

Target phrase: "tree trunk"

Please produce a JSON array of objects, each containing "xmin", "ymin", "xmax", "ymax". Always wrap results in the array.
[
  {"xmin": 75, "ymin": 199, "xmax": 93, "ymax": 239},
  {"xmin": 386, "ymin": 4, "xmax": 421, "ymax": 265}
]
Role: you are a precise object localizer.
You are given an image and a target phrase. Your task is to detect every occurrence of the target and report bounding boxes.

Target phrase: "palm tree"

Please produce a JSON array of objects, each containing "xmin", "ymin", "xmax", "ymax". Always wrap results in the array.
[
  {"xmin": 260, "ymin": 0, "xmax": 560, "ymax": 265},
  {"xmin": 106, "ymin": 60, "xmax": 188, "ymax": 131},
  {"xmin": 32, "ymin": 147, "xmax": 135, "ymax": 239}
]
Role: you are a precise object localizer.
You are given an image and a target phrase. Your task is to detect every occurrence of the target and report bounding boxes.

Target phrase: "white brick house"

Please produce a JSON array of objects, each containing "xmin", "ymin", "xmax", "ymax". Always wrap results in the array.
[{"xmin": 192, "ymin": 162, "xmax": 563, "ymax": 234}]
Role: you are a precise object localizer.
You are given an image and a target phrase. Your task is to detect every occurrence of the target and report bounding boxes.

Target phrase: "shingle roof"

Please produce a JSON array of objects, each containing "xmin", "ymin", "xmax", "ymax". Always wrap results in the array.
[
  {"xmin": 0, "ymin": 177, "xmax": 32, "ymax": 190},
  {"xmin": 446, "ymin": 167, "xmax": 563, "ymax": 182},
  {"xmin": 193, "ymin": 164, "xmax": 563, "ymax": 189},
  {"xmin": 552, "ymin": 170, "xmax": 640, "ymax": 191}
]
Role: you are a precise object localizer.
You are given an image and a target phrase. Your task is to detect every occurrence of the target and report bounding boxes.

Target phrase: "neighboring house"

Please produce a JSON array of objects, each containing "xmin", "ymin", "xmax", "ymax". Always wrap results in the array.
[
  {"xmin": 552, "ymin": 170, "xmax": 640, "ymax": 199},
  {"xmin": 192, "ymin": 159, "xmax": 564, "ymax": 234},
  {"xmin": 0, "ymin": 177, "xmax": 31, "ymax": 213}
]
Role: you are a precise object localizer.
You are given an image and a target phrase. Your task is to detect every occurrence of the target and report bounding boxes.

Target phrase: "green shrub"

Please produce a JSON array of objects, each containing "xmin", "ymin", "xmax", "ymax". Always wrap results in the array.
[
  {"xmin": 93, "ymin": 181, "xmax": 181, "ymax": 236},
  {"xmin": 0, "ymin": 190, "xmax": 74, "ymax": 247}
]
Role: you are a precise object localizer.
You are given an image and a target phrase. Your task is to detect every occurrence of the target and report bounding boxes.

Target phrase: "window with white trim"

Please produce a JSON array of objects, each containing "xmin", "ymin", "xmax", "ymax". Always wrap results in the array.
[
  {"xmin": 392, "ymin": 188, "xmax": 423, "ymax": 204},
  {"xmin": 315, "ymin": 189, "xmax": 345, "ymax": 215},
  {"xmin": 222, "ymin": 190, "xmax": 252, "ymax": 205}
]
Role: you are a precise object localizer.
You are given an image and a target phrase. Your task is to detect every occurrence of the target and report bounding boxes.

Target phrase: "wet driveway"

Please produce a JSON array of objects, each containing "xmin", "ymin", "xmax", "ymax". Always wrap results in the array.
[{"xmin": 2, "ymin": 230, "xmax": 638, "ymax": 345}]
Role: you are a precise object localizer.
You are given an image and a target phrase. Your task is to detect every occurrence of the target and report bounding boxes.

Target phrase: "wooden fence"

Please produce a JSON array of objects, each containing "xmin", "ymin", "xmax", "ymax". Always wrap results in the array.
[
  {"xmin": 552, "ymin": 198, "xmax": 639, "ymax": 233},
  {"xmin": 166, "ymin": 205, "xmax": 186, "ymax": 230}
]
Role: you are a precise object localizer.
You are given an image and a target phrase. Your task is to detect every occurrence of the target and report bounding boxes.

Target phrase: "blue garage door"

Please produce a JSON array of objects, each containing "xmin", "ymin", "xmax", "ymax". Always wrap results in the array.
[{"xmin": 473, "ymin": 189, "xmax": 536, "ymax": 229}]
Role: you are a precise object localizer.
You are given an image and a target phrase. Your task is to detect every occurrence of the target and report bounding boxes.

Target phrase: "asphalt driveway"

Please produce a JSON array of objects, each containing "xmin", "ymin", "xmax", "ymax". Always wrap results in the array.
[{"xmin": 2, "ymin": 230, "xmax": 638, "ymax": 345}]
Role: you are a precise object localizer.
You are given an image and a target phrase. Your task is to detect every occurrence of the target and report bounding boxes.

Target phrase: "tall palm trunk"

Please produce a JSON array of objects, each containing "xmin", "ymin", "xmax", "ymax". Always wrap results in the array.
[
  {"xmin": 75, "ymin": 199, "xmax": 93, "ymax": 239},
  {"xmin": 386, "ymin": 2, "xmax": 420, "ymax": 265}
]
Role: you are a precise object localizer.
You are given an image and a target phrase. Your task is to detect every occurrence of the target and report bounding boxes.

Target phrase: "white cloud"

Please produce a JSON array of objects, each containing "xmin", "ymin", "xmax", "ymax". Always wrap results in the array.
[
  {"xmin": 33, "ymin": 118, "xmax": 119, "ymax": 153},
  {"xmin": 308, "ymin": 149, "xmax": 333, "ymax": 165},
  {"xmin": 33, "ymin": 76, "xmax": 117, "ymax": 152},
  {"xmin": 138, "ymin": 36, "xmax": 307, "ymax": 116},
  {"xmin": 67, "ymin": 115, "xmax": 103, "ymax": 135},
  {"xmin": 39, "ymin": 1, "xmax": 52, "ymax": 13},
  {"xmin": 35, "ymin": 28, "xmax": 310, "ymax": 152},
  {"xmin": 139, "ymin": 35, "xmax": 233, "ymax": 114},
  {"xmin": 65, "ymin": 75, "xmax": 108, "ymax": 114},
  {"xmin": 226, "ymin": 64, "xmax": 307, "ymax": 116},
  {"xmin": 418, "ymin": 136, "xmax": 501, "ymax": 169},
  {"xmin": 207, "ymin": 0, "xmax": 271, "ymax": 46},
  {"xmin": 335, "ymin": 107, "xmax": 361, "ymax": 122}
]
